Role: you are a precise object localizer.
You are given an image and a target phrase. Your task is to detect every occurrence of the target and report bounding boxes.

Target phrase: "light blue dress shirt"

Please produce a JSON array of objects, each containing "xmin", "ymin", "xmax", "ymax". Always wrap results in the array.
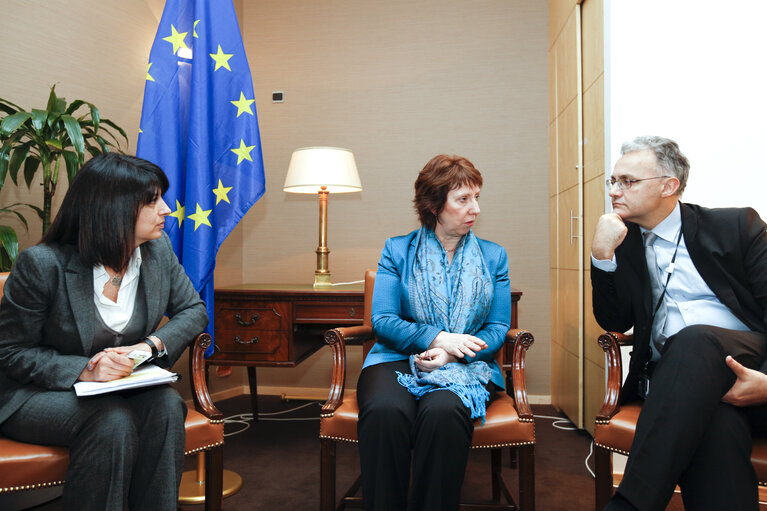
[{"xmin": 592, "ymin": 203, "xmax": 749, "ymax": 360}]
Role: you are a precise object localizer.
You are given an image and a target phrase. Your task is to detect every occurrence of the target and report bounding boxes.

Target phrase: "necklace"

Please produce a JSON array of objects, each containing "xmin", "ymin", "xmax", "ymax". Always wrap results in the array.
[{"xmin": 109, "ymin": 274, "xmax": 123, "ymax": 287}]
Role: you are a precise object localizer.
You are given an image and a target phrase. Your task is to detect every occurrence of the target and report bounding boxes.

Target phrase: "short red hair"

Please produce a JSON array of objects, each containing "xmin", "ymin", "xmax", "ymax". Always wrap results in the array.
[{"xmin": 413, "ymin": 155, "xmax": 483, "ymax": 230}]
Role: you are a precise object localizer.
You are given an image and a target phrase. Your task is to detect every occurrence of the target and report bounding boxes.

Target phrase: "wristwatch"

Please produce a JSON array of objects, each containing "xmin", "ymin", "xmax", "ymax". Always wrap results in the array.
[{"xmin": 142, "ymin": 338, "xmax": 159, "ymax": 361}]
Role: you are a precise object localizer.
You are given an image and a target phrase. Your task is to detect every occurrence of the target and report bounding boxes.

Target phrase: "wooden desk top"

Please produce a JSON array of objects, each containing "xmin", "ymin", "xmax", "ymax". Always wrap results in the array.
[{"xmin": 216, "ymin": 282, "xmax": 364, "ymax": 295}]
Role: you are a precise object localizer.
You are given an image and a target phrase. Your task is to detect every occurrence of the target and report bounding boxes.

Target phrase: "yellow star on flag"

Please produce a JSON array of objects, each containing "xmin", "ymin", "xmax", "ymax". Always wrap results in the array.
[
  {"xmin": 230, "ymin": 92, "xmax": 255, "ymax": 117},
  {"xmin": 146, "ymin": 63, "xmax": 155, "ymax": 82},
  {"xmin": 231, "ymin": 139, "xmax": 255, "ymax": 165},
  {"xmin": 212, "ymin": 179, "xmax": 233, "ymax": 205},
  {"xmin": 169, "ymin": 200, "xmax": 185, "ymax": 226},
  {"xmin": 187, "ymin": 203, "xmax": 213, "ymax": 231},
  {"xmin": 193, "ymin": 20, "xmax": 200, "ymax": 38},
  {"xmin": 162, "ymin": 24, "xmax": 189, "ymax": 55},
  {"xmin": 209, "ymin": 45, "xmax": 233, "ymax": 71}
]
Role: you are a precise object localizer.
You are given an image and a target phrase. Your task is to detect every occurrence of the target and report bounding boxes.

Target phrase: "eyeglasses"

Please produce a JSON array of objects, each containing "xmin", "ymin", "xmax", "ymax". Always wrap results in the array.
[{"xmin": 606, "ymin": 175, "xmax": 671, "ymax": 190}]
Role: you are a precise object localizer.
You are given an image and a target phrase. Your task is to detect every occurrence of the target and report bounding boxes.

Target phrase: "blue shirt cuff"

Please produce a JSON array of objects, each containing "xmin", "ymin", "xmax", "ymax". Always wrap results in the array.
[{"xmin": 591, "ymin": 253, "xmax": 617, "ymax": 272}]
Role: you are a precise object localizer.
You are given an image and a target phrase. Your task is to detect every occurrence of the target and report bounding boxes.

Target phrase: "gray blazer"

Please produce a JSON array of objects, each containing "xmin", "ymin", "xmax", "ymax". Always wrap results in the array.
[{"xmin": 0, "ymin": 232, "xmax": 208, "ymax": 425}]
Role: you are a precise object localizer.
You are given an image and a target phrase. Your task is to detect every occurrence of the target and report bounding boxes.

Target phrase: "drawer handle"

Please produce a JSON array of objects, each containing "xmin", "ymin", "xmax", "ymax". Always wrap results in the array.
[
  {"xmin": 234, "ymin": 313, "xmax": 260, "ymax": 326},
  {"xmin": 234, "ymin": 335, "xmax": 259, "ymax": 344},
  {"xmin": 349, "ymin": 307, "xmax": 356, "ymax": 318}
]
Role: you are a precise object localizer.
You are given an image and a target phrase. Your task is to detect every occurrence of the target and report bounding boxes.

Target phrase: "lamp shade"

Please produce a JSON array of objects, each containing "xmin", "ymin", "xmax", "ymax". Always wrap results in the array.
[{"xmin": 283, "ymin": 147, "xmax": 362, "ymax": 194}]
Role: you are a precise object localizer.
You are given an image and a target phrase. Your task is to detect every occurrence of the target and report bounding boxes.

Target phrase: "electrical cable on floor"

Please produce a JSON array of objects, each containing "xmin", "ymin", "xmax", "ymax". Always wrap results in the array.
[
  {"xmin": 532, "ymin": 414, "xmax": 577, "ymax": 431},
  {"xmin": 585, "ymin": 440, "xmax": 595, "ymax": 478},
  {"xmin": 223, "ymin": 401, "xmax": 323, "ymax": 437},
  {"xmin": 533, "ymin": 413, "xmax": 595, "ymax": 478}
]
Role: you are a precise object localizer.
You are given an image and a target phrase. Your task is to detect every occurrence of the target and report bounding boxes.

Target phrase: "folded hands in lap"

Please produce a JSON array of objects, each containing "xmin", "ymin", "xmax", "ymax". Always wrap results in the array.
[
  {"xmin": 77, "ymin": 342, "xmax": 153, "ymax": 383},
  {"xmin": 414, "ymin": 332, "xmax": 488, "ymax": 372}
]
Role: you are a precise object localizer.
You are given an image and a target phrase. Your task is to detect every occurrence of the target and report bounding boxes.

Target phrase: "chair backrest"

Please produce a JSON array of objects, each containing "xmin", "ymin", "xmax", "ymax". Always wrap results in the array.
[
  {"xmin": 0, "ymin": 272, "xmax": 8, "ymax": 300},
  {"xmin": 361, "ymin": 269, "xmax": 505, "ymax": 366},
  {"xmin": 362, "ymin": 269, "xmax": 376, "ymax": 359}
]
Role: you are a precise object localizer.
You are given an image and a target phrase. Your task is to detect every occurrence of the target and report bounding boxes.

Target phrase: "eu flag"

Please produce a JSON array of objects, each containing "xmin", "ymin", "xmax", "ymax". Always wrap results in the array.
[{"xmin": 137, "ymin": 0, "xmax": 265, "ymax": 355}]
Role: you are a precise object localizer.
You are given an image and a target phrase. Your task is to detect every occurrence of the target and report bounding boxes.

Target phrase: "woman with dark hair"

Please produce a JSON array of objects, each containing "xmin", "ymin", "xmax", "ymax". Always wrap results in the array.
[
  {"xmin": 0, "ymin": 152, "xmax": 208, "ymax": 510},
  {"xmin": 358, "ymin": 154, "xmax": 511, "ymax": 510}
]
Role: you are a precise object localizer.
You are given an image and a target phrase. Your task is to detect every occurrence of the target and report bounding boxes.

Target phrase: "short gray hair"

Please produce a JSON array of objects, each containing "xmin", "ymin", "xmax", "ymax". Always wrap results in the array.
[{"xmin": 621, "ymin": 136, "xmax": 690, "ymax": 195}]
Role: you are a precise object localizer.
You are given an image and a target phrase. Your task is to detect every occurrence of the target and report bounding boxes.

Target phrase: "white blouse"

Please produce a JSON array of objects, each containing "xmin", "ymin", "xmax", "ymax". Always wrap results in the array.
[{"xmin": 92, "ymin": 247, "xmax": 142, "ymax": 333}]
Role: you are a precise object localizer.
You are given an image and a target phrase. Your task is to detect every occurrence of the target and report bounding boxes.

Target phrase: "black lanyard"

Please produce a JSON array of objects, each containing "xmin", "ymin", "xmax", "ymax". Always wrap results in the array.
[{"xmin": 650, "ymin": 227, "xmax": 684, "ymax": 319}]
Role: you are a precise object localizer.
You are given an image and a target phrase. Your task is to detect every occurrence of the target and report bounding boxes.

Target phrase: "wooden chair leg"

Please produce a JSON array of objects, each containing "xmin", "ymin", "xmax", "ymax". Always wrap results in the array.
[
  {"xmin": 594, "ymin": 444, "xmax": 613, "ymax": 511},
  {"xmin": 204, "ymin": 445, "xmax": 224, "ymax": 511},
  {"xmin": 491, "ymin": 448, "xmax": 502, "ymax": 502},
  {"xmin": 321, "ymin": 438, "xmax": 337, "ymax": 511},
  {"xmin": 518, "ymin": 444, "xmax": 535, "ymax": 511}
]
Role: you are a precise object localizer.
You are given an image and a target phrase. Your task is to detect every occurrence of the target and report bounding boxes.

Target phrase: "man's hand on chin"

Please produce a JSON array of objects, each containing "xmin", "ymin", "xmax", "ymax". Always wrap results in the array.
[
  {"xmin": 722, "ymin": 355, "xmax": 767, "ymax": 407},
  {"xmin": 592, "ymin": 213, "xmax": 628, "ymax": 261}
]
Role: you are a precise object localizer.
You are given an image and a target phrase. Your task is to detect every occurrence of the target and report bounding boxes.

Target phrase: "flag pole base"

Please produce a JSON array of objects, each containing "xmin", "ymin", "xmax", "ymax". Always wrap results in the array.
[{"xmin": 178, "ymin": 463, "xmax": 243, "ymax": 504}]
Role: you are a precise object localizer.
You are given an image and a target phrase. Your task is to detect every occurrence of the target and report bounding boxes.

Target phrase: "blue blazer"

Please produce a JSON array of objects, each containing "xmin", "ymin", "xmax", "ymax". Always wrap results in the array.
[{"xmin": 365, "ymin": 229, "xmax": 511, "ymax": 388}]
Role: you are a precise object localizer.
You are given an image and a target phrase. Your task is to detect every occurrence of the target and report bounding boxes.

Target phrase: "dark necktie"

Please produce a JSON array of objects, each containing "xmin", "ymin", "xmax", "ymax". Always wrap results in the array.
[{"xmin": 644, "ymin": 231, "xmax": 668, "ymax": 352}]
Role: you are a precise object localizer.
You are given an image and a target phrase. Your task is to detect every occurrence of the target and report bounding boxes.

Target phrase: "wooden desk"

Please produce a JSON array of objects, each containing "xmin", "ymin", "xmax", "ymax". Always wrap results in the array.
[
  {"xmin": 211, "ymin": 283, "xmax": 521, "ymax": 417},
  {"xmin": 210, "ymin": 283, "xmax": 365, "ymax": 417}
]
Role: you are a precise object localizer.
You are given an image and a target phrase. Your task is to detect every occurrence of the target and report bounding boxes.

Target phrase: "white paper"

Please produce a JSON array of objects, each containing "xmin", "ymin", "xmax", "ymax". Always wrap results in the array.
[{"xmin": 74, "ymin": 364, "xmax": 178, "ymax": 397}]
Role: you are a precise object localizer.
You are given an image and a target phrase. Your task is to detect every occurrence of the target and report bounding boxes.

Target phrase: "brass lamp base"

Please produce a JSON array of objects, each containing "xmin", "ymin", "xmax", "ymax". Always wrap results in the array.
[
  {"xmin": 313, "ymin": 272, "xmax": 332, "ymax": 288},
  {"xmin": 178, "ymin": 468, "xmax": 243, "ymax": 504}
]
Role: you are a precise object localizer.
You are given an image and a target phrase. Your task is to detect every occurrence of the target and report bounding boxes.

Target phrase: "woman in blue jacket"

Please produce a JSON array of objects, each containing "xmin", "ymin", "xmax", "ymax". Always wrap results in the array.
[{"xmin": 358, "ymin": 154, "xmax": 511, "ymax": 511}]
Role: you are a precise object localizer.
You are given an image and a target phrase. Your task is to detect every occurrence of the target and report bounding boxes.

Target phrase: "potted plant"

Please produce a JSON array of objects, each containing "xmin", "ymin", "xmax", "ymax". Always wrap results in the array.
[{"xmin": 0, "ymin": 85, "xmax": 127, "ymax": 268}]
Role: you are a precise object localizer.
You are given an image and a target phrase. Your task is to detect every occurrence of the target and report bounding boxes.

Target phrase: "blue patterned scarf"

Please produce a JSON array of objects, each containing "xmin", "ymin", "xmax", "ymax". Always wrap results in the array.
[{"xmin": 397, "ymin": 227, "xmax": 494, "ymax": 421}]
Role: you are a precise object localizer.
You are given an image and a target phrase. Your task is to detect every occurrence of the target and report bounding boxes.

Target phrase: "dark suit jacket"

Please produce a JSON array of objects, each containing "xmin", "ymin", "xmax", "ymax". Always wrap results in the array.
[
  {"xmin": 591, "ymin": 202, "xmax": 767, "ymax": 402},
  {"xmin": 0, "ymin": 232, "xmax": 208, "ymax": 425}
]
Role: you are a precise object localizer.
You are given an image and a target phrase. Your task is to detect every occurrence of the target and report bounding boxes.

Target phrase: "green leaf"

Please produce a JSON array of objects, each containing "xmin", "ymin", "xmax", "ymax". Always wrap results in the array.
[
  {"xmin": 0, "ymin": 131, "xmax": 25, "ymax": 190},
  {"xmin": 0, "ymin": 225, "xmax": 19, "ymax": 264},
  {"xmin": 45, "ymin": 139, "xmax": 63, "ymax": 150},
  {"xmin": 0, "ymin": 204, "xmax": 30, "ymax": 230},
  {"xmin": 93, "ymin": 134, "xmax": 109, "ymax": 153},
  {"xmin": 99, "ymin": 118, "xmax": 128, "ymax": 146},
  {"xmin": 64, "ymin": 99, "xmax": 84, "ymax": 115},
  {"xmin": 0, "ymin": 112, "xmax": 32, "ymax": 136},
  {"xmin": 85, "ymin": 145, "xmax": 101, "ymax": 157},
  {"xmin": 23, "ymin": 155, "xmax": 40, "ymax": 188},
  {"xmin": 62, "ymin": 150, "xmax": 80, "ymax": 183},
  {"xmin": 45, "ymin": 85, "xmax": 58, "ymax": 111},
  {"xmin": 0, "ymin": 100, "xmax": 19, "ymax": 116},
  {"xmin": 61, "ymin": 114, "xmax": 85, "ymax": 160},
  {"xmin": 8, "ymin": 143, "xmax": 31, "ymax": 184},
  {"xmin": 30, "ymin": 109, "xmax": 48, "ymax": 133},
  {"xmin": 89, "ymin": 104, "xmax": 101, "ymax": 132}
]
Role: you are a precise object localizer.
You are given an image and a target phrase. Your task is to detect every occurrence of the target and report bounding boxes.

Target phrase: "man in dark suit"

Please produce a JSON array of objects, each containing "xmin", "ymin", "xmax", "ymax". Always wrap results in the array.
[{"xmin": 591, "ymin": 136, "xmax": 767, "ymax": 511}]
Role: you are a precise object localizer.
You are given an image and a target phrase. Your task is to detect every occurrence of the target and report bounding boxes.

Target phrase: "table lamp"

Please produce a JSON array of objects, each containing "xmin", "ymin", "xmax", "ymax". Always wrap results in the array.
[{"xmin": 283, "ymin": 147, "xmax": 362, "ymax": 287}]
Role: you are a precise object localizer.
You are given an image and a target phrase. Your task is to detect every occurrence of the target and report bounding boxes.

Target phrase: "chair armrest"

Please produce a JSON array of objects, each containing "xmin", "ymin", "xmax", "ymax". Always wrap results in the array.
[
  {"xmin": 507, "ymin": 329, "xmax": 535, "ymax": 423},
  {"xmin": 321, "ymin": 325, "xmax": 375, "ymax": 417},
  {"xmin": 188, "ymin": 333, "xmax": 223, "ymax": 422},
  {"xmin": 596, "ymin": 332, "xmax": 633, "ymax": 422}
]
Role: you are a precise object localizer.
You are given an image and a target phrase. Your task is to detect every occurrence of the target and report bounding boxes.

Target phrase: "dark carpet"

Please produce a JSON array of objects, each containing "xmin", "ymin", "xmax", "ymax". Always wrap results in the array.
[
  {"xmin": 18, "ymin": 393, "xmax": 687, "ymax": 510},
  {"xmin": 185, "ymin": 395, "xmax": 601, "ymax": 511}
]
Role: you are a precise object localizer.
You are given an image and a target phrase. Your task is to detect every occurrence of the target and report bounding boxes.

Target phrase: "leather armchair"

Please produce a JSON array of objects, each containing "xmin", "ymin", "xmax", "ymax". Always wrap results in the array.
[
  {"xmin": 319, "ymin": 270, "xmax": 536, "ymax": 511},
  {"xmin": 0, "ymin": 273, "xmax": 225, "ymax": 511},
  {"xmin": 594, "ymin": 331, "xmax": 767, "ymax": 509}
]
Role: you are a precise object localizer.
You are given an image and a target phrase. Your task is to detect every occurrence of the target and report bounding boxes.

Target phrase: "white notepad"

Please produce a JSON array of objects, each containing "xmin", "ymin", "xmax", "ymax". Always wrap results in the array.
[{"xmin": 74, "ymin": 364, "xmax": 178, "ymax": 397}]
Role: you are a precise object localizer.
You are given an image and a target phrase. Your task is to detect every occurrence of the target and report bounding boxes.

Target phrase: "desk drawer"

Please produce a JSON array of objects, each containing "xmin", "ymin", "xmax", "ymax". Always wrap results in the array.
[
  {"xmin": 294, "ymin": 302, "xmax": 363, "ymax": 322},
  {"xmin": 214, "ymin": 330, "xmax": 289, "ymax": 359},
  {"xmin": 215, "ymin": 304, "xmax": 287, "ymax": 331}
]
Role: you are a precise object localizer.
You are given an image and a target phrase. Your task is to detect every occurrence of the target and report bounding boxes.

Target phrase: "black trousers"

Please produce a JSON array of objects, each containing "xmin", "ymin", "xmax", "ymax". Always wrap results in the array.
[
  {"xmin": 357, "ymin": 360, "xmax": 482, "ymax": 511},
  {"xmin": 0, "ymin": 384, "xmax": 187, "ymax": 511},
  {"xmin": 618, "ymin": 325, "xmax": 767, "ymax": 511}
]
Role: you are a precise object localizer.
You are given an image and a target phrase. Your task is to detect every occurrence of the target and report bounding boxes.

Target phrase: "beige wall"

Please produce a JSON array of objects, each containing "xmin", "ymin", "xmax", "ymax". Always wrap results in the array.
[
  {"xmin": 0, "ymin": 1, "xmax": 551, "ymax": 399},
  {"xmin": 234, "ymin": 0, "xmax": 551, "ymax": 398}
]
